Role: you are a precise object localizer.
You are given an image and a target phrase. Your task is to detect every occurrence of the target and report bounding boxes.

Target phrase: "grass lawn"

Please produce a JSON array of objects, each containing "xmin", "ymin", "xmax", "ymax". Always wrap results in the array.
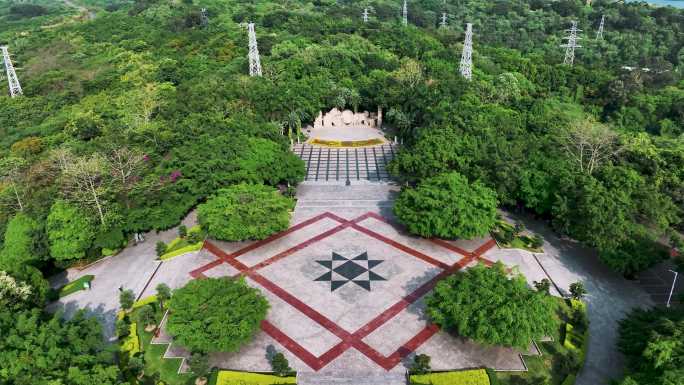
[
  {"xmin": 123, "ymin": 304, "xmax": 193, "ymax": 385},
  {"xmin": 57, "ymin": 274, "xmax": 95, "ymax": 297},
  {"xmin": 496, "ymin": 298, "xmax": 587, "ymax": 385},
  {"xmin": 138, "ymin": 323, "xmax": 193, "ymax": 385},
  {"xmin": 491, "ymin": 221, "xmax": 543, "ymax": 253}
]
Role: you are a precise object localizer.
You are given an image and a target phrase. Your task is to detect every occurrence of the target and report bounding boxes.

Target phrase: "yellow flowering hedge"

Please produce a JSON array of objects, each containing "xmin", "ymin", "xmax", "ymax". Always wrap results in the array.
[
  {"xmin": 410, "ymin": 369, "xmax": 490, "ymax": 385},
  {"xmin": 308, "ymin": 138, "xmax": 385, "ymax": 147},
  {"xmin": 120, "ymin": 322, "xmax": 140, "ymax": 359},
  {"xmin": 216, "ymin": 370, "xmax": 297, "ymax": 385}
]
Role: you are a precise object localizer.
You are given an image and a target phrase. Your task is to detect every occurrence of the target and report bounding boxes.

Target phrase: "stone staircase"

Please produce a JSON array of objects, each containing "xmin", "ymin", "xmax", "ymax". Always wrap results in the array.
[
  {"xmin": 297, "ymin": 372, "xmax": 407, "ymax": 385},
  {"xmin": 295, "ymin": 183, "xmax": 399, "ymax": 211}
]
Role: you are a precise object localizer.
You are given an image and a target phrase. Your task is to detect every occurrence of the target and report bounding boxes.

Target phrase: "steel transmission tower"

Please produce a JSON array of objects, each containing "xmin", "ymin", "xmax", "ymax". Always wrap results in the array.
[
  {"xmin": 1, "ymin": 46, "xmax": 22, "ymax": 97},
  {"xmin": 596, "ymin": 15, "xmax": 605, "ymax": 40},
  {"xmin": 247, "ymin": 23, "xmax": 262, "ymax": 77},
  {"xmin": 440, "ymin": 12, "xmax": 448, "ymax": 28},
  {"xmin": 459, "ymin": 23, "xmax": 473, "ymax": 80},
  {"xmin": 200, "ymin": 8, "xmax": 209, "ymax": 28},
  {"xmin": 363, "ymin": 7, "xmax": 369, "ymax": 23},
  {"xmin": 561, "ymin": 21, "xmax": 582, "ymax": 66},
  {"xmin": 402, "ymin": 0, "xmax": 408, "ymax": 26}
]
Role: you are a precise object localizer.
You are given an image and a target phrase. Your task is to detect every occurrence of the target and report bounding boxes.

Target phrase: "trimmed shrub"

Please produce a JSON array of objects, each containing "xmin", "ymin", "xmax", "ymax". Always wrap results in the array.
[
  {"xmin": 216, "ymin": 370, "xmax": 296, "ymax": 385},
  {"xmin": 197, "ymin": 184, "xmax": 294, "ymax": 242},
  {"xmin": 410, "ymin": 369, "xmax": 490, "ymax": 385},
  {"xmin": 166, "ymin": 277, "xmax": 268, "ymax": 353}
]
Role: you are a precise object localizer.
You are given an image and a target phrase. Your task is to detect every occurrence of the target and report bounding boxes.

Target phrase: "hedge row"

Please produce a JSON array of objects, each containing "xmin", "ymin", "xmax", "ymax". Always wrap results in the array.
[
  {"xmin": 410, "ymin": 369, "xmax": 490, "ymax": 385},
  {"xmin": 215, "ymin": 370, "xmax": 296, "ymax": 385}
]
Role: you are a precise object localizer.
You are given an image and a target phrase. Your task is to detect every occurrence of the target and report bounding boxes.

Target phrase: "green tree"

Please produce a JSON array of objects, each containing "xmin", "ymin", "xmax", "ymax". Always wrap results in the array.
[
  {"xmin": 618, "ymin": 308, "xmax": 684, "ymax": 384},
  {"xmin": 197, "ymin": 184, "xmax": 294, "ymax": 242},
  {"xmin": 410, "ymin": 354, "xmax": 431, "ymax": 375},
  {"xmin": 155, "ymin": 241, "xmax": 167, "ymax": 257},
  {"xmin": 270, "ymin": 352, "xmax": 291, "ymax": 377},
  {"xmin": 155, "ymin": 283, "xmax": 171, "ymax": 311},
  {"xmin": 136, "ymin": 305, "xmax": 156, "ymax": 327},
  {"xmin": 119, "ymin": 289, "xmax": 135, "ymax": 311},
  {"xmin": 0, "ymin": 309, "xmax": 121, "ymax": 385},
  {"xmin": 394, "ymin": 172, "xmax": 498, "ymax": 239},
  {"xmin": 46, "ymin": 201, "xmax": 96, "ymax": 261},
  {"xmin": 426, "ymin": 262, "xmax": 558, "ymax": 349},
  {"xmin": 188, "ymin": 352, "xmax": 210, "ymax": 379},
  {"xmin": 166, "ymin": 277, "xmax": 268, "ymax": 353},
  {"xmin": 569, "ymin": 282, "xmax": 587, "ymax": 300},
  {"xmin": 0, "ymin": 213, "xmax": 42, "ymax": 266}
]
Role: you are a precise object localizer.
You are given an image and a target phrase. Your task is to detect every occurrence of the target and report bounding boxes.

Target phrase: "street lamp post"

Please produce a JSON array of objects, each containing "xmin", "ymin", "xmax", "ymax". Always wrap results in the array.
[{"xmin": 666, "ymin": 269, "xmax": 679, "ymax": 308}]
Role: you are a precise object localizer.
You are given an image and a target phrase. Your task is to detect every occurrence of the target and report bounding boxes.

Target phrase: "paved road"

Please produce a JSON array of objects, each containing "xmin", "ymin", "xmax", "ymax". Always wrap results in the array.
[
  {"xmin": 46, "ymin": 213, "xmax": 197, "ymax": 340},
  {"xmin": 513, "ymin": 214, "xmax": 653, "ymax": 385}
]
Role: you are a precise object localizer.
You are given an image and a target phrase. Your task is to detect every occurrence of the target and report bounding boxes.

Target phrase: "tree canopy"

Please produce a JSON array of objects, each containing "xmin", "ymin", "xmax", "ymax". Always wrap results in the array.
[
  {"xmin": 426, "ymin": 262, "xmax": 558, "ymax": 349},
  {"xmin": 394, "ymin": 172, "xmax": 498, "ymax": 239},
  {"xmin": 47, "ymin": 201, "xmax": 96, "ymax": 261},
  {"xmin": 0, "ymin": 308, "xmax": 121, "ymax": 385},
  {"xmin": 0, "ymin": 0, "xmax": 680, "ymax": 314},
  {"xmin": 166, "ymin": 277, "xmax": 269, "ymax": 353},
  {"xmin": 197, "ymin": 183, "xmax": 294, "ymax": 242},
  {"xmin": 617, "ymin": 307, "xmax": 684, "ymax": 385}
]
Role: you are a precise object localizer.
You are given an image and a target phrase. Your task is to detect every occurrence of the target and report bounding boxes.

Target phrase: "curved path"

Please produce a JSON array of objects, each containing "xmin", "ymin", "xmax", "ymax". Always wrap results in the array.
[{"xmin": 510, "ymin": 214, "xmax": 653, "ymax": 385}]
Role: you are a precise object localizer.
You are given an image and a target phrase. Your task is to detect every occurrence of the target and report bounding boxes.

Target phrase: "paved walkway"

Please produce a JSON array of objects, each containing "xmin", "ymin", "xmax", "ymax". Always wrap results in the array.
[
  {"xmin": 46, "ymin": 212, "xmax": 199, "ymax": 340},
  {"xmin": 503, "ymin": 213, "xmax": 654, "ymax": 385},
  {"xmin": 47, "ymin": 180, "xmax": 658, "ymax": 384}
]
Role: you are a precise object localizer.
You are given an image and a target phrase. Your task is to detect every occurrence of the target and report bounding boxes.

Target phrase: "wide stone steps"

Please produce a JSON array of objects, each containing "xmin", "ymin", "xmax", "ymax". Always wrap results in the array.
[
  {"xmin": 296, "ymin": 199, "xmax": 394, "ymax": 208},
  {"xmin": 297, "ymin": 372, "xmax": 407, "ymax": 385},
  {"xmin": 296, "ymin": 183, "xmax": 400, "ymax": 201},
  {"xmin": 293, "ymin": 143, "xmax": 398, "ymax": 182}
]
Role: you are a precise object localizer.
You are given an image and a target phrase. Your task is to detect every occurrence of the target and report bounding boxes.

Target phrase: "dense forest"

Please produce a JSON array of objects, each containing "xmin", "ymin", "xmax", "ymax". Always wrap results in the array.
[
  {"xmin": 0, "ymin": 0, "xmax": 682, "ymax": 383},
  {"xmin": 1, "ymin": 0, "xmax": 683, "ymax": 330}
]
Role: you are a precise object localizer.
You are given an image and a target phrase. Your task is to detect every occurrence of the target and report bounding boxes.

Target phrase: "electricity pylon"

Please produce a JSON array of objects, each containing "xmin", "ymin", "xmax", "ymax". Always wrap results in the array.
[
  {"xmin": 363, "ymin": 7, "xmax": 369, "ymax": 22},
  {"xmin": 440, "ymin": 12, "xmax": 448, "ymax": 28},
  {"xmin": 596, "ymin": 15, "xmax": 605, "ymax": 40},
  {"xmin": 561, "ymin": 21, "xmax": 582, "ymax": 66},
  {"xmin": 1, "ymin": 46, "xmax": 22, "ymax": 97},
  {"xmin": 402, "ymin": 0, "xmax": 408, "ymax": 26},
  {"xmin": 459, "ymin": 23, "xmax": 473, "ymax": 80},
  {"xmin": 200, "ymin": 8, "xmax": 208, "ymax": 28},
  {"xmin": 247, "ymin": 23, "xmax": 262, "ymax": 77}
]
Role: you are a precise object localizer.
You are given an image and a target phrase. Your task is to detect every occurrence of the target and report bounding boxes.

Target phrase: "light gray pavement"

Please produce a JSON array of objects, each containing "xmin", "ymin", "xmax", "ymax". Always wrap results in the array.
[
  {"xmin": 151, "ymin": 183, "xmax": 533, "ymax": 375},
  {"xmin": 46, "ymin": 178, "xmax": 659, "ymax": 384},
  {"xmin": 46, "ymin": 212, "xmax": 199, "ymax": 340},
  {"xmin": 502, "ymin": 212, "xmax": 654, "ymax": 385}
]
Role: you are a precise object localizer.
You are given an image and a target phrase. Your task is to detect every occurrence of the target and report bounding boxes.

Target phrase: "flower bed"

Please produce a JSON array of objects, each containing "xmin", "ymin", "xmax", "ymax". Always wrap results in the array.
[
  {"xmin": 120, "ymin": 322, "xmax": 140, "ymax": 360},
  {"xmin": 411, "ymin": 369, "xmax": 490, "ymax": 385},
  {"xmin": 308, "ymin": 138, "xmax": 385, "ymax": 147}
]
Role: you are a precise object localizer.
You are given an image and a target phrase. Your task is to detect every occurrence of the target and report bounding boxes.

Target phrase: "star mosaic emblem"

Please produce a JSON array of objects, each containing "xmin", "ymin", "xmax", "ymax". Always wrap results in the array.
[{"xmin": 314, "ymin": 251, "xmax": 386, "ymax": 292}]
